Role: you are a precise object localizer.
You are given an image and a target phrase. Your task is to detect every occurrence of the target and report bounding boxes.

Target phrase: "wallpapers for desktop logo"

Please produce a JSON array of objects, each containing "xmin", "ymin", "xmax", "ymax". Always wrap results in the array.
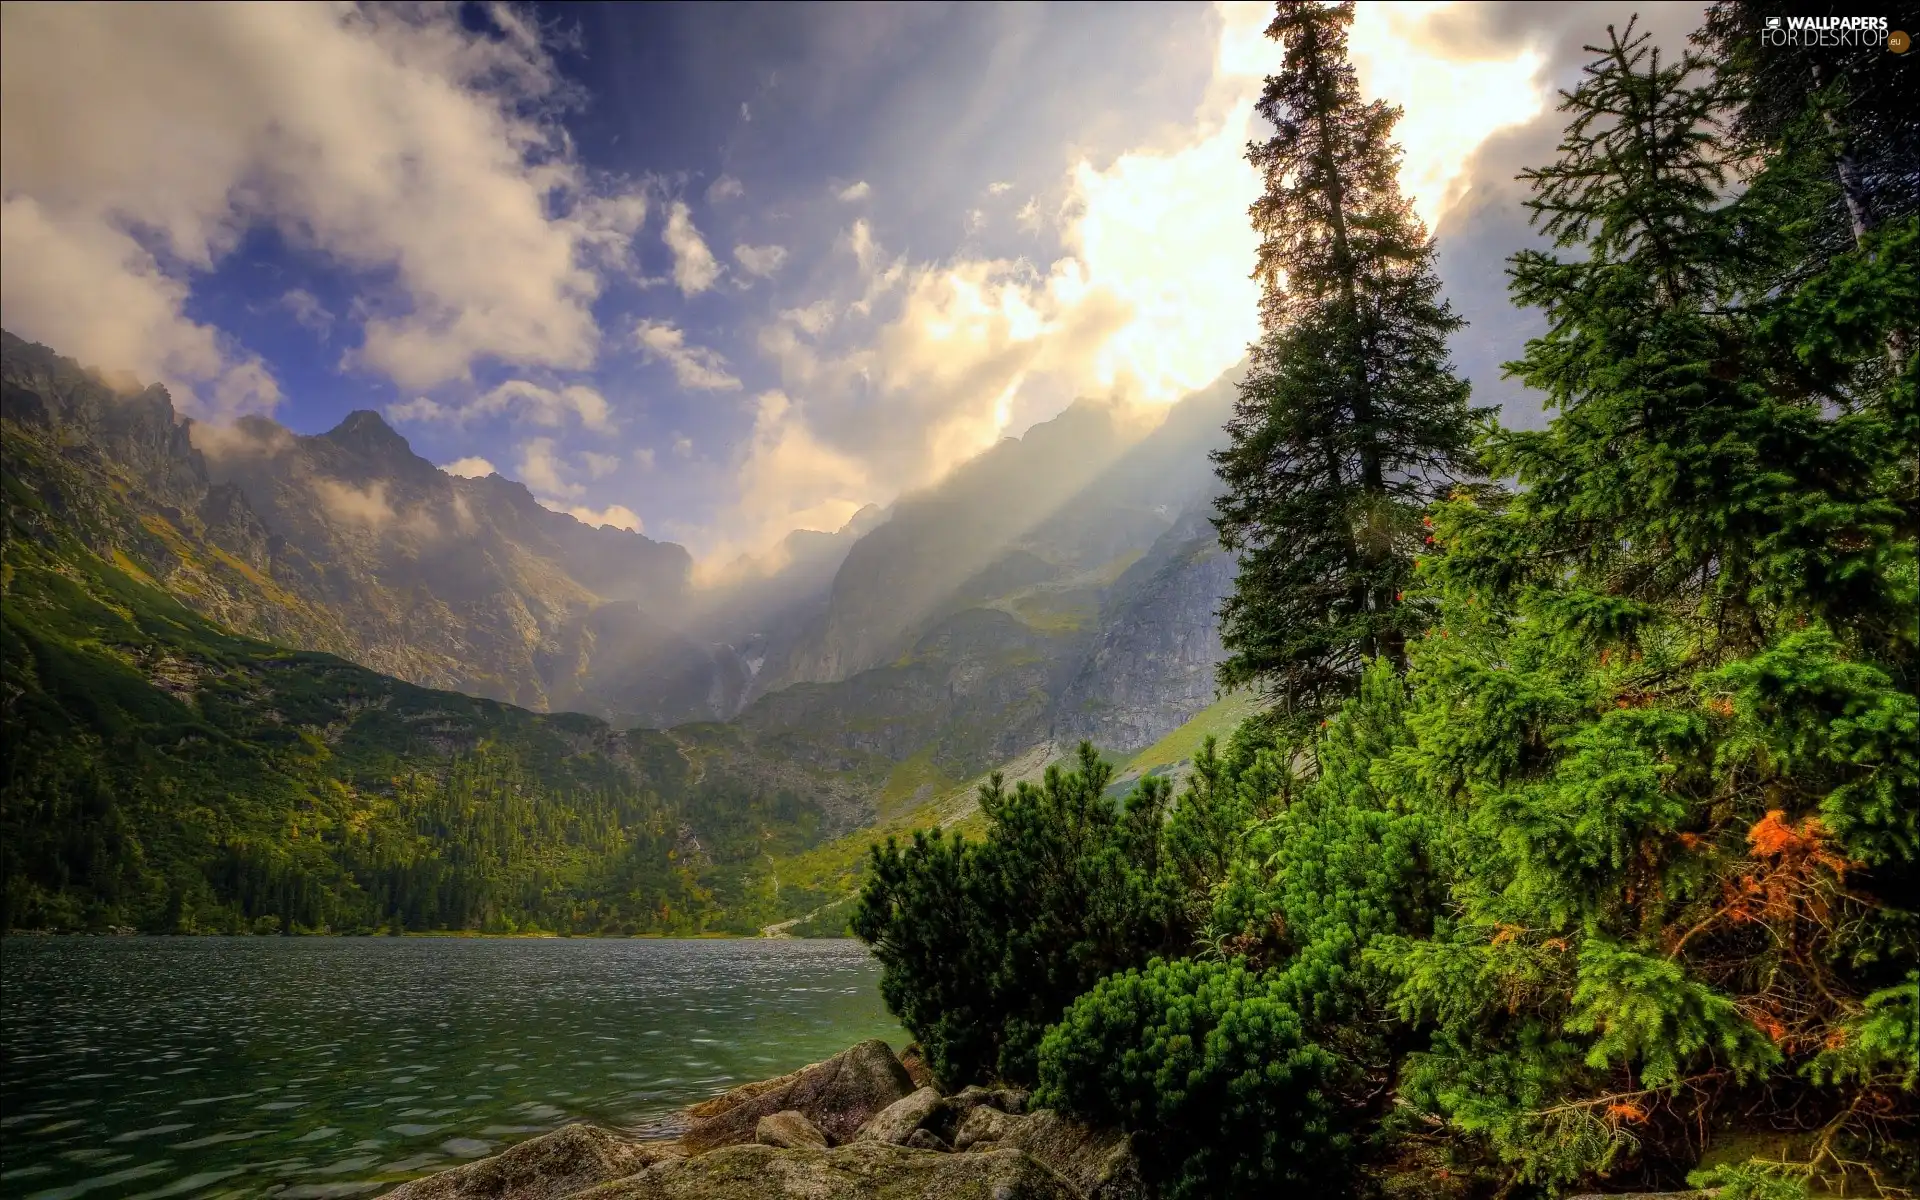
[{"xmin": 1760, "ymin": 13, "xmax": 1908, "ymax": 51}]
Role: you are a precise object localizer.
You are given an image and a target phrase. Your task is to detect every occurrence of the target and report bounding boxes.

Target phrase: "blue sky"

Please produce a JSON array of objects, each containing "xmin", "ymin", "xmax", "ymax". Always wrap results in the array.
[{"xmin": 0, "ymin": 1, "xmax": 1709, "ymax": 563}]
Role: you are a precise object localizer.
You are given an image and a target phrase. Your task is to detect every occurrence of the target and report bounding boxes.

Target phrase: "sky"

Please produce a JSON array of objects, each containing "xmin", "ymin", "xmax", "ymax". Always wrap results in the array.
[{"xmin": 0, "ymin": 1, "xmax": 1710, "ymax": 565}]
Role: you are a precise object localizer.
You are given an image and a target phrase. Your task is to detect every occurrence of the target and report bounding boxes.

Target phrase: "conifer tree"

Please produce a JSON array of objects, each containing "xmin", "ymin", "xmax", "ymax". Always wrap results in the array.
[{"xmin": 1212, "ymin": 0, "xmax": 1483, "ymax": 731}]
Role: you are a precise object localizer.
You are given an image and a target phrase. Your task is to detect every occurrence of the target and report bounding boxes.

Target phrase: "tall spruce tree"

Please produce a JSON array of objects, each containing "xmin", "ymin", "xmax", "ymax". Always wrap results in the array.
[{"xmin": 1212, "ymin": 0, "xmax": 1484, "ymax": 731}]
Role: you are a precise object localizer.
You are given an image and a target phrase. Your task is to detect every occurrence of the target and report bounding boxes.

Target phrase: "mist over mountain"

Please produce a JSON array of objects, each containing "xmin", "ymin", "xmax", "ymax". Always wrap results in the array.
[{"xmin": 2, "ymin": 329, "xmax": 1244, "ymax": 831}]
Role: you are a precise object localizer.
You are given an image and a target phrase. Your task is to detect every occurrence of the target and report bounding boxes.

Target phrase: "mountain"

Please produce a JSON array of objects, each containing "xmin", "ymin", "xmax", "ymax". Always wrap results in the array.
[
  {"xmin": 713, "ymin": 368, "xmax": 1242, "ymax": 802},
  {"xmin": 2, "ymin": 327, "xmax": 1250, "ymax": 866},
  {"xmin": 1, "ymin": 331, "xmax": 749, "ymax": 727},
  {"xmin": 0, "ymin": 409, "xmax": 838, "ymax": 935}
]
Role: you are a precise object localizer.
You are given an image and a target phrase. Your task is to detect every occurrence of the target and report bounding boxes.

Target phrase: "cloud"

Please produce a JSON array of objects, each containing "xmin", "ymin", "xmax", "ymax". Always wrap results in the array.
[
  {"xmin": 695, "ymin": 390, "xmax": 876, "ymax": 572},
  {"xmin": 1347, "ymin": 3, "xmax": 1548, "ymax": 232},
  {"xmin": 672, "ymin": 436, "xmax": 695, "ymax": 459},
  {"xmin": 580, "ymin": 450, "xmax": 621, "ymax": 478},
  {"xmin": 189, "ymin": 415, "xmax": 295, "ymax": 460},
  {"xmin": 836, "ymin": 180, "xmax": 871, "ymax": 202},
  {"xmin": 0, "ymin": 3, "xmax": 649, "ymax": 400},
  {"xmin": 987, "ymin": 181, "xmax": 1014, "ymax": 195},
  {"xmin": 388, "ymin": 395, "xmax": 451, "ymax": 423},
  {"xmin": 632, "ymin": 446, "xmax": 657, "ymax": 471},
  {"xmin": 279, "ymin": 289, "xmax": 334, "ymax": 337},
  {"xmin": 719, "ymin": 0, "xmax": 1559, "ymax": 559},
  {"xmin": 515, "ymin": 437, "xmax": 580, "ymax": 498},
  {"xmin": 0, "ymin": 194, "xmax": 281, "ymax": 417},
  {"xmin": 634, "ymin": 320, "xmax": 742, "ymax": 391},
  {"xmin": 313, "ymin": 478, "xmax": 395, "ymax": 527},
  {"xmin": 733, "ymin": 243, "xmax": 789, "ymax": 278},
  {"xmin": 706, "ymin": 175, "xmax": 745, "ymax": 203},
  {"xmin": 386, "ymin": 379, "xmax": 612, "ymax": 431},
  {"xmin": 780, "ymin": 300, "xmax": 837, "ymax": 337},
  {"xmin": 551, "ymin": 502, "xmax": 643, "ymax": 533},
  {"xmin": 442, "ymin": 455, "xmax": 497, "ymax": 478},
  {"xmin": 743, "ymin": 3, "xmax": 1271, "ymax": 518},
  {"xmin": 663, "ymin": 201, "xmax": 721, "ymax": 295}
]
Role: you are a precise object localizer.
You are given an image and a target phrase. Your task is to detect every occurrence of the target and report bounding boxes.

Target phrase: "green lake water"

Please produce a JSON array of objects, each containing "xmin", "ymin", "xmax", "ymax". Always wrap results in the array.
[{"xmin": 0, "ymin": 937, "xmax": 902, "ymax": 1199}]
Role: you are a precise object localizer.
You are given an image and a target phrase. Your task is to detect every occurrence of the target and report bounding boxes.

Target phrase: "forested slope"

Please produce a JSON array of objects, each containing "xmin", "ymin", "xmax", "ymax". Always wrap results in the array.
[{"xmin": 1, "ymin": 426, "xmax": 835, "ymax": 934}]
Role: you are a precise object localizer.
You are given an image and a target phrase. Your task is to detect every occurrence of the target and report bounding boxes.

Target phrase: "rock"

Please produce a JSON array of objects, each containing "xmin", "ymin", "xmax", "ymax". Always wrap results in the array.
[
  {"xmin": 999, "ymin": 1110, "xmax": 1146, "ymax": 1200},
  {"xmin": 679, "ymin": 1040, "xmax": 914, "ymax": 1154},
  {"xmin": 572, "ymin": 1141, "xmax": 1080, "ymax": 1199},
  {"xmin": 381, "ymin": 1123, "xmax": 675, "ymax": 1200},
  {"xmin": 755, "ymin": 1110, "xmax": 828, "ymax": 1150},
  {"xmin": 857, "ymin": 1086, "xmax": 945, "ymax": 1145},
  {"xmin": 950, "ymin": 1085, "xmax": 1029, "ymax": 1116},
  {"xmin": 904, "ymin": 1128, "xmax": 952, "ymax": 1153},
  {"xmin": 685, "ymin": 1064, "xmax": 814, "ymax": 1123},
  {"xmin": 953, "ymin": 1105, "xmax": 1018, "ymax": 1151},
  {"xmin": 897, "ymin": 1043, "xmax": 939, "ymax": 1092}
]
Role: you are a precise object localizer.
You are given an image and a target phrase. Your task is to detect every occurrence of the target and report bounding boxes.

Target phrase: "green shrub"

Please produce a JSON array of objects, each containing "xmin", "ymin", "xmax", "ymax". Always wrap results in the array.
[
  {"xmin": 850, "ymin": 742, "xmax": 1201, "ymax": 1086},
  {"xmin": 1036, "ymin": 956, "xmax": 1344, "ymax": 1198}
]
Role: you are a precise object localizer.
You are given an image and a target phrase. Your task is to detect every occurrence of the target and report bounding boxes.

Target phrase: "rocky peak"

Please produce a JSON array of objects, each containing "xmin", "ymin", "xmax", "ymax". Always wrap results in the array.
[{"xmin": 319, "ymin": 409, "xmax": 430, "ymax": 474}]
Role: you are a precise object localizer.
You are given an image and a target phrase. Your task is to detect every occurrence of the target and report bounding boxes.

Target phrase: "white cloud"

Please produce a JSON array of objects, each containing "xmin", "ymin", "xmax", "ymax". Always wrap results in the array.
[
  {"xmin": 987, "ymin": 181, "xmax": 1014, "ymax": 195},
  {"xmin": 663, "ymin": 201, "xmax": 721, "ymax": 295},
  {"xmin": 672, "ymin": 436, "xmax": 695, "ymax": 459},
  {"xmin": 733, "ymin": 243, "xmax": 789, "ymax": 278},
  {"xmin": 0, "ymin": 195, "xmax": 280, "ymax": 416},
  {"xmin": 313, "ymin": 478, "xmax": 394, "ymax": 526},
  {"xmin": 388, "ymin": 395, "xmax": 451, "ymax": 423},
  {"xmin": 477, "ymin": 380, "xmax": 612, "ymax": 430},
  {"xmin": 0, "ymin": 3, "xmax": 649, "ymax": 401},
  {"xmin": 279, "ymin": 288, "xmax": 334, "ymax": 337},
  {"xmin": 386, "ymin": 379, "xmax": 612, "ymax": 431},
  {"xmin": 836, "ymin": 180, "xmax": 871, "ymax": 202},
  {"xmin": 694, "ymin": 390, "xmax": 875, "ymax": 573},
  {"xmin": 635, "ymin": 320, "xmax": 742, "ymax": 391},
  {"xmin": 1016, "ymin": 197, "xmax": 1043, "ymax": 233},
  {"xmin": 443, "ymin": 455, "xmax": 497, "ymax": 478},
  {"xmin": 580, "ymin": 450, "xmax": 621, "ymax": 478},
  {"xmin": 551, "ymin": 502, "xmax": 643, "ymax": 532},
  {"xmin": 516, "ymin": 437, "xmax": 580, "ymax": 498},
  {"xmin": 632, "ymin": 446, "xmax": 657, "ymax": 471},
  {"xmin": 1348, "ymin": 3, "xmax": 1546, "ymax": 231},
  {"xmin": 780, "ymin": 300, "xmax": 837, "ymax": 337},
  {"xmin": 706, "ymin": 175, "xmax": 745, "ymax": 203}
]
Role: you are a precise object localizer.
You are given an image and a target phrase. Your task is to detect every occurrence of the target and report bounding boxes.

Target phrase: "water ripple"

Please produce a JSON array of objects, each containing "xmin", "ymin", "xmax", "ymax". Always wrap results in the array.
[{"xmin": 1, "ymin": 938, "xmax": 899, "ymax": 1197}]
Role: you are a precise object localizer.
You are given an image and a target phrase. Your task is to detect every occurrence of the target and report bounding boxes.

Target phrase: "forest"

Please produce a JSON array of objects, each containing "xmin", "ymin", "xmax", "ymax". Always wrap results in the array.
[{"xmin": 849, "ymin": 3, "xmax": 1918, "ymax": 1196}]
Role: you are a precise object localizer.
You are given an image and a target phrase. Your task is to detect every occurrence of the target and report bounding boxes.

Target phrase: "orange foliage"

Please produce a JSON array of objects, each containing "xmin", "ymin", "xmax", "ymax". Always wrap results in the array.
[
  {"xmin": 1746, "ymin": 810, "xmax": 1852, "ymax": 877},
  {"xmin": 1605, "ymin": 1101, "xmax": 1651, "ymax": 1124}
]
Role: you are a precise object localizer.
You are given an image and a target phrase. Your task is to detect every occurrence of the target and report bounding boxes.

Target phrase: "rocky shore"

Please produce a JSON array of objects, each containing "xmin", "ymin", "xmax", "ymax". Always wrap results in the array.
[{"xmin": 380, "ymin": 1039, "xmax": 1142, "ymax": 1200}]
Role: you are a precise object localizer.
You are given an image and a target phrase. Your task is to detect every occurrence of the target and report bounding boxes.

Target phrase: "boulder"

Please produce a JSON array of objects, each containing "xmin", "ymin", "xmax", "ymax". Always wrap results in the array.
[
  {"xmin": 381, "ymin": 1124, "xmax": 676, "ymax": 1200},
  {"xmin": 856, "ymin": 1086, "xmax": 945, "ymax": 1145},
  {"xmin": 904, "ymin": 1128, "xmax": 952, "ymax": 1153},
  {"xmin": 999, "ymin": 1110, "xmax": 1146, "ymax": 1200},
  {"xmin": 953, "ymin": 1105, "xmax": 1018, "ymax": 1151},
  {"xmin": 684, "ymin": 1065, "xmax": 814, "ymax": 1123},
  {"xmin": 950, "ymin": 1085, "xmax": 1029, "ymax": 1117},
  {"xmin": 755, "ymin": 1110, "xmax": 829, "ymax": 1150},
  {"xmin": 897, "ymin": 1043, "xmax": 939, "ymax": 1092},
  {"xmin": 679, "ymin": 1040, "xmax": 914, "ymax": 1154},
  {"xmin": 571, "ymin": 1141, "xmax": 1080, "ymax": 1199}
]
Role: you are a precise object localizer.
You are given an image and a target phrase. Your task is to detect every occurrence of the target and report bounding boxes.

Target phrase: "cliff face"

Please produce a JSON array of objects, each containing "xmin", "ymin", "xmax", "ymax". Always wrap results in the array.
[{"xmin": 1051, "ymin": 502, "xmax": 1236, "ymax": 753}]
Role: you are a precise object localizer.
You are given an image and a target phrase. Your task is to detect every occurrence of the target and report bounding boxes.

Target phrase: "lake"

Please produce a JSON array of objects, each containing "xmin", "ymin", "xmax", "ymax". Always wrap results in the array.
[{"xmin": 0, "ymin": 937, "xmax": 902, "ymax": 1199}]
